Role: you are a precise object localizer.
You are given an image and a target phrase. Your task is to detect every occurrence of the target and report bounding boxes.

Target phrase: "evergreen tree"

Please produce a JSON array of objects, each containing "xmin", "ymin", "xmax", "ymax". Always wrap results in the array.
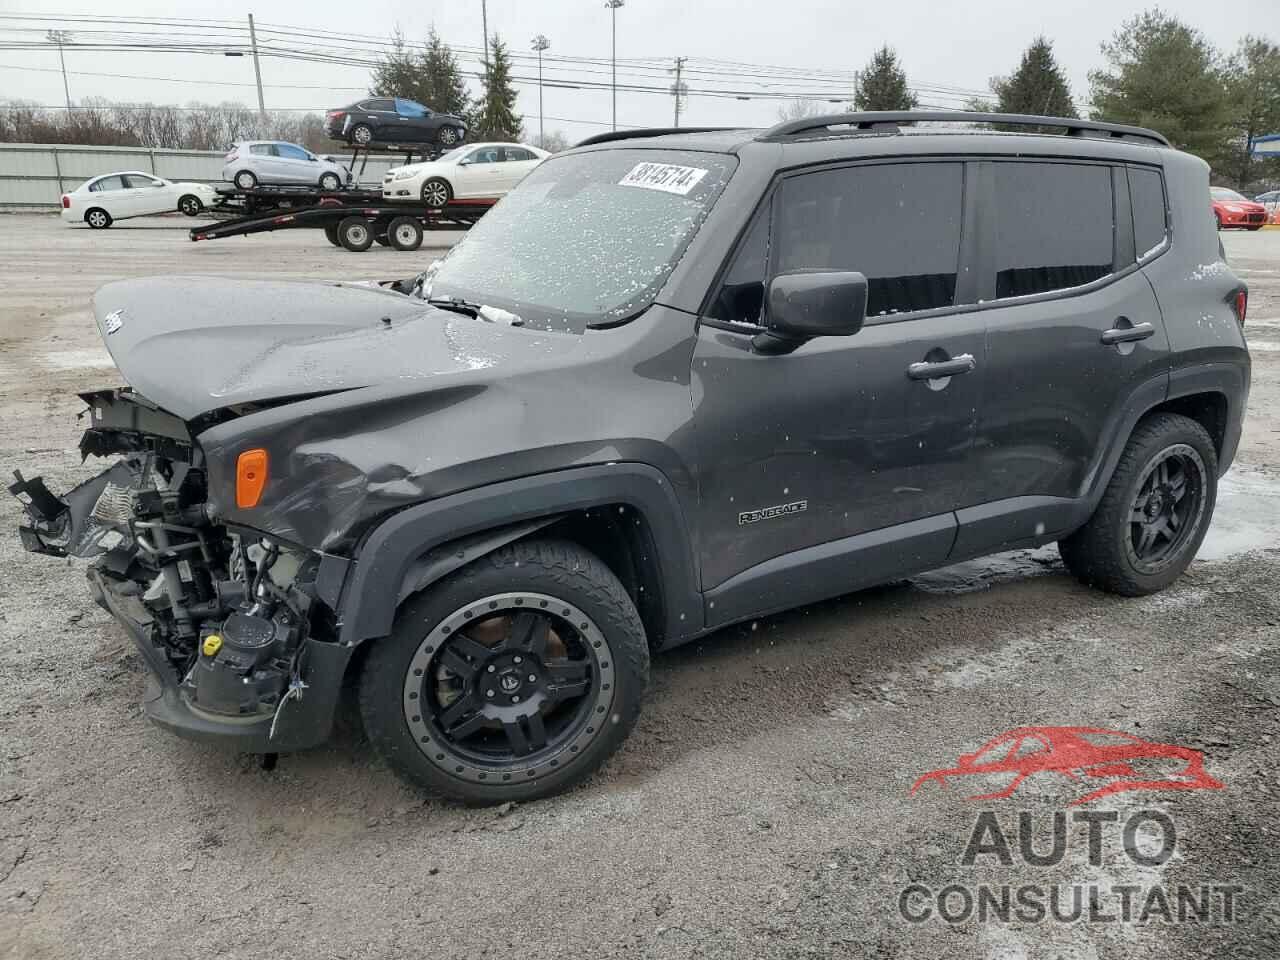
[
  {"xmin": 1088, "ymin": 10, "xmax": 1231, "ymax": 162},
  {"xmin": 370, "ymin": 29, "xmax": 428, "ymax": 103},
  {"xmin": 473, "ymin": 35, "xmax": 522, "ymax": 140},
  {"xmin": 853, "ymin": 47, "xmax": 917, "ymax": 112},
  {"xmin": 1223, "ymin": 37, "xmax": 1280, "ymax": 190},
  {"xmin": 421, "ymin": 28, "xmax": 470, "ymax": 118},
  {"xmin": 992, "ymin": 37, "xmax": 1076, "ymax": 118}
]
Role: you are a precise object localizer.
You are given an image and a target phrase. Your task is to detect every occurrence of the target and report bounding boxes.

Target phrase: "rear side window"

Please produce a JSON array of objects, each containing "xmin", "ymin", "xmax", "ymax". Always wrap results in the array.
[
  {"xmin": 775, "ymin": 162, "xmax": 964, "ymax": 317},
  {"xmin": 991, "ymin": 162, "xmax": 1114, "ymax": 299},
  {"xmin": 1129, "ymin": 167, "xmax": 1168, "ymax": 260},
  {"xmin": 506, "ymin": 147, "xmax": 535, "ymax": 161},
  {"xmin": 89, "ymin": 175, "xmax": 126, "ymax": 192},
  {"xmin": 249, "ymin": 143, "xmax": 274, "ymax": 156}
]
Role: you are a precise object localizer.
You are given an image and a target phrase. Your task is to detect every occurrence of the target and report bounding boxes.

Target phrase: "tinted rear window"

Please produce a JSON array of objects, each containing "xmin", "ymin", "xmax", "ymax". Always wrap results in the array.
[
  {"xmin": 992, "ymin": 162, "xmax": 1113, "ymax": 299},
  {"xmin": 775, "ymin": 161, "xmax": 964, "ymax": 317},
  {"xmin": 1129, "ymin": 167, "xmax": 1168, "ymax": 260}
]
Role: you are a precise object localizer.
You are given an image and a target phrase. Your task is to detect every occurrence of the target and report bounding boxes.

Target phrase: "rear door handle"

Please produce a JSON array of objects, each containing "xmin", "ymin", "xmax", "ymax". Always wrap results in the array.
[
  {"xmin": 1100, "ymin": 322, "xmax": 1155, "ymax": 345},
  {"xmin": 907, "ymin": 354, "xmax": 977, "ymax": 380}
]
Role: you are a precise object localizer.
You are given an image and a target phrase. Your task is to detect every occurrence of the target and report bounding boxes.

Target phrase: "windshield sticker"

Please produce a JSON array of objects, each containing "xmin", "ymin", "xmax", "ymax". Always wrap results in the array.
[{"xmin": 618, "ymin": 162, "xmax": 708, "ymax": 196}]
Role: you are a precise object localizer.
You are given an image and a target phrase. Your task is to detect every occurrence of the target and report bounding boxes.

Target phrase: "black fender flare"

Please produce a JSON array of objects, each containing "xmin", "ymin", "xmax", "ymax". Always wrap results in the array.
[{"xmin": 334, "ymin": 463, "xmax": 702, "ymax": 647}]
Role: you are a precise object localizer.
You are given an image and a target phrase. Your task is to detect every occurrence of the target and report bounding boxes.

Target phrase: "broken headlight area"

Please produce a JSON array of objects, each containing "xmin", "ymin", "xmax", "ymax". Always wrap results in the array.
[{"xmin": 10, "ymin": 391, "xmax": 332, "ymax": 734}]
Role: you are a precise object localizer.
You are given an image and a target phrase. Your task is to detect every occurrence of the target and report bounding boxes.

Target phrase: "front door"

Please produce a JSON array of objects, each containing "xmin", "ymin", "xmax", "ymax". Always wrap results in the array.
[
  {"xmin": 274, "ymin": 142, "xmax": 313, "ymax": 183},
  {"xmin": 691, "ymin": 159, "xmax": 985, "ymax": 625}
]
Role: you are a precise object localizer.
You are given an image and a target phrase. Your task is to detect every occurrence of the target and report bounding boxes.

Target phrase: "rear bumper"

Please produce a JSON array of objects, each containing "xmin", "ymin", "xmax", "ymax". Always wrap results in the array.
[{"xmin": 88, "ymin": 566, "xmax": 352, "ymax": 753}]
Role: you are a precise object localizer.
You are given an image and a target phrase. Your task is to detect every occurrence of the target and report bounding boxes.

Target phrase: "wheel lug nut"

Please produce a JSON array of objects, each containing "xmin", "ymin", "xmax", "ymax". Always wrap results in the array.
[
  {"xmin": 511, "ymin": 695, "xmax": 520, "ymax": 703},
  {"xmin": 487, "ymin": 664, "xmax": 496, "ymax": 672},
  {"xmin": 528, "ymin": 674, "xmax": 537, "ymax": 682},
  {"xmin": 486, "ymin": 689, "xmax": 495, "ymax": 698},
  {"xmin": 513, "ymin": 656, "xmax": 523, "ymax": 664}
]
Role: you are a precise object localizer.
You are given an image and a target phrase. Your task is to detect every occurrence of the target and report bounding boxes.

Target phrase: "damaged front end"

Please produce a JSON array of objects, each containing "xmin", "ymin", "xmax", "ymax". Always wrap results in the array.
[{"xmin": 10, "ymin": 389, "xmax": 350, "ymax": 752}]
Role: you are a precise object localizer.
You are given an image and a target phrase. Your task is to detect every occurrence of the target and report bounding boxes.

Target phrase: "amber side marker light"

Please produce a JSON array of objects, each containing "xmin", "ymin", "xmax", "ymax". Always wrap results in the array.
[{"xmin": 236, "ymin": 448, "xmax": 269, "ymax": 508}]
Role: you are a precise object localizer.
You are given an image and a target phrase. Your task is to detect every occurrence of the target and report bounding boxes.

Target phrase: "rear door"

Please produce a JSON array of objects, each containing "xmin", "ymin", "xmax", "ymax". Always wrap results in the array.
[
  {"xmin": 499, "ymin": 147, "xmax": 542, "ymax": 191},
  {"xmin": 960, "ymin": 160, "xmax": 1169, "ymax": 555}
]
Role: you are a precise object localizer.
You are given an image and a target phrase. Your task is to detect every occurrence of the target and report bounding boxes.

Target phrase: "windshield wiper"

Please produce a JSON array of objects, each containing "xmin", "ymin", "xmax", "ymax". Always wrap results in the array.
[{"xmin": 426, "ymin": 296, "xmax": 482, "ymax": 318}]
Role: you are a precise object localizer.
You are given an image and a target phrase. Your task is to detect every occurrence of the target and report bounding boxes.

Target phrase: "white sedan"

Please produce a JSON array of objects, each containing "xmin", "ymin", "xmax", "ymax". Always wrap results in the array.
[
  {"xmin": 383, "ymin": 143, "xmax": 549, "ymax": 208},
  {"xmin": 61, "ymin": 172, "xmax": 220, "ymax": 228}
]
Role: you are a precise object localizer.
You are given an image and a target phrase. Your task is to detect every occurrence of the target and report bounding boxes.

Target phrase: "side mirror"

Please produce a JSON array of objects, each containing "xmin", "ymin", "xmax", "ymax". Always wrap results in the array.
[{"xmin": 753, "ymin": 270, "xmax": 868, "ymax": 355}]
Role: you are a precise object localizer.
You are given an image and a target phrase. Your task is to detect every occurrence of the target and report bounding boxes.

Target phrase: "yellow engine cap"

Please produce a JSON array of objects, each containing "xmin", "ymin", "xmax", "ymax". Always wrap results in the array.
[{"xmin": 202, "ymin": 634, "xmax": 223, "ymax": 657}]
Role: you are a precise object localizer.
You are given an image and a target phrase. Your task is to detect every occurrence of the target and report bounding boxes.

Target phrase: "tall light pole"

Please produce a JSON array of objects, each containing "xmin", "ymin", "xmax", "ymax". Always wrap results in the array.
[
  {"xmin": 532, "ymin": 35, "xmax": 550, "ymax": 148},
  {"xmin": 481, "ymin": 0, "xmax": 490, "ymax": 81},
  {"xmin": 46, "ymin": 30, "xmax": 72, "ymax": 111},
  {"xmin": 605, "ymin": 0, "xmax": 624, "ymax": 131},
  {"xmin": 247, "ymin": 14, "xmax": 265, "ymax": 118}
]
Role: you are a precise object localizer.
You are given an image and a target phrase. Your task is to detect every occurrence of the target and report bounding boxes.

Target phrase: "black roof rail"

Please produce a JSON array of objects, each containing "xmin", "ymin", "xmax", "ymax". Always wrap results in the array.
[
  {"xmin": 574, "ymin": 127, "xmax": 737, "ymax": 148},
  {"xmin": 758, "ymin": 111, "xmax": 1171, "ymax": 148}
]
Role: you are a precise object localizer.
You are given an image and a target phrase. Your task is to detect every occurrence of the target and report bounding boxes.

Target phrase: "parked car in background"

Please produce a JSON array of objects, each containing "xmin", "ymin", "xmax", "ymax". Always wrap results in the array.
[
  {"xmin": 1211, "ymin": 186, "xmax": 1267, "ymax": 230},
  {"xmin": 222, "ymin": 142, "xmax": 352, "ymax": 191},
  {"xmin": 61, "ymin": 172, "xmax": 218, "ymax": 228},
  {"xmin": 325, "ymin": 97, "xmax": 468, "ymax": 147},
  {"xmin": 383, "ymin": 142, "xmax": 549, "ymax": 207},
  {"xmin": 1256, "ymin": 190, "xmax": 1280, "ymax": 224}
]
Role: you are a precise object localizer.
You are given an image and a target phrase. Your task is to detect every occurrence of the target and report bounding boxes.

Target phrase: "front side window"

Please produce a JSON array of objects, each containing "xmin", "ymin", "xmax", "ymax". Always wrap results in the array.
[
  {"xmin": 467, "ymin": 147, "xmax": 501, "ymax": 164},
  {"xmin": 1129, "ymin": 167, "xmax": 1168, "ymax": 260},
  {"xmin": 774, "ymin": 162, "xmax": 964, "ymax": 318},
  {"xmin": 428, "ymin": 149, "xmax": 737, "ymax": 331},
  {"xmin": 123, "ymin": 174, "xmax": 163, "ymax": 188},
  {"xmin": 276, "ymin": 143, "xmax": 309, "ymax": 161},
  {"xmin": 992, "ymin": 162, "xmax": 1113, "ymax": 299},
  {"xmin": 396, "ymin": 99, "xmax": 429, "ymax": 118}
]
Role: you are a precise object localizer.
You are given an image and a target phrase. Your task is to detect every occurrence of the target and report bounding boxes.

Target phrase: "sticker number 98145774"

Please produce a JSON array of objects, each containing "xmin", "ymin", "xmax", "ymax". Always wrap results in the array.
[{"xmin": 618, "ymin": 162, "xmax": 708, "ymax": 196}]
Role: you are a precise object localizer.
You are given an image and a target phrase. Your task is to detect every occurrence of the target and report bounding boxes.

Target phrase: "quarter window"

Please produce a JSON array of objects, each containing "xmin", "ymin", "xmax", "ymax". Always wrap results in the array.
[
  {"xmin": 1129, "ymin": 167, "xmax": 1168, "ymax": 260},
  {"xmin": 775, "ymin": 162, "xmax": 964, "ymax": 318},
  {"xmin": 991, "ymin": 162, "xmax": 1114, "ymax": 299}
]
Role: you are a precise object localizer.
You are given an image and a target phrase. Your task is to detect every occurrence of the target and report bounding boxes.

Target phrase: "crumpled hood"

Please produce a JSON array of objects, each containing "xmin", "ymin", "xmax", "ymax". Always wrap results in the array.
[{"xmin": 91, "ymin": 276, "xmax": 560, "ymax": 420}]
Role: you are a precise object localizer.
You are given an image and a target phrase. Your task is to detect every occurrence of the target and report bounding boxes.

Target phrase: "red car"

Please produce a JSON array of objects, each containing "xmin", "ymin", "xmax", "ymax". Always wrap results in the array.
[
  {"xmin": 910, "ymin": 725, "xmax": 1224, "ymax": 806},
  {"xmin": 1211, "ymin": 187, "xmax": 1267, "ymax": 230}
]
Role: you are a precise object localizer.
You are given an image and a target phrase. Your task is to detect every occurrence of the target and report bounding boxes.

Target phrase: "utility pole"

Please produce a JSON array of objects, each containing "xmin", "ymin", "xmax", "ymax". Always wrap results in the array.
[
  {"xmin": 247, "ymin": 14, "xmax": 265, "ymax": 118},
  {"xmin": 46, "ymin": 30, "xmax": 72, "ymax": 111},
  {"xmin": 605, "ymin": 0, "xmax": 624, "ymax": 131},
  {"xmin": 671, "ymin": 56, "xmax": 686, "ymax": 127},
  {"xmin": 481, "ymin": 0, "xmax": 490, "ymax": 80},
  {"xmin": 532, "ymin": 35, "xmax": 550, "ymax": 148}
]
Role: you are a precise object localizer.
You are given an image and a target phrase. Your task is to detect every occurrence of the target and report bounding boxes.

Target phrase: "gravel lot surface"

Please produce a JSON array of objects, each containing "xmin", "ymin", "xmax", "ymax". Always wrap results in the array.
[{"xmin": 1, "ymin": 215, "xmax": 1278, "ymax": 959}]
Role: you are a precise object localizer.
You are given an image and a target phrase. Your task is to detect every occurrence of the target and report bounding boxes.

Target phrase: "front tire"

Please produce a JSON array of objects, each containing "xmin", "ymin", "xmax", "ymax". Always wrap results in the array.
[
  {"xmin": 337, "ymin": 216, "xmax": 374, "ymax": 252},
  {"xmin": 85, "ymin": 208, "xmax": 112, "ymax": 229},
  {"xmin": 1059, "ymin": 413, "xmax": 1217, "ymax": 596},
  {"xmin": 358, "ymin": 539, "xmax": 649, "ymax": 804},
  {"xmin": 178, "ymin": 194, "xmax": 203, "ymax": 216},
  {"xmin": 438, "ymin": 126, "xmax": 461, "ymax": 146},
  {"xmin": 319, "ymin": 172, "xmax": 342, "ymax": 191},
  {"xmin": 421, "ymin": 177, "xmax": 452, "ymax": 208}
]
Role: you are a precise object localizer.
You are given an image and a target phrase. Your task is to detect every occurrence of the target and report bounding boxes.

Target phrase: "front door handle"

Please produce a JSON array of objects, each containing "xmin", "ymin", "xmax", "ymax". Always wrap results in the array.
[
  {"xmin": 1100, "ymin": 321, "xmax": 1155, "ymax": 345},
  {"xmin": 907, "ymin": 353, "xmax": 976, "ymax": 380}
]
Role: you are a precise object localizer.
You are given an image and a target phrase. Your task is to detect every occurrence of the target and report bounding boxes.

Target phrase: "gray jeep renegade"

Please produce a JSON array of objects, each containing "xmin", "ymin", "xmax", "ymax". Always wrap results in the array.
[{"xmin": 11, "ymin": 112, "xmax": 1250, "ymax": 803}]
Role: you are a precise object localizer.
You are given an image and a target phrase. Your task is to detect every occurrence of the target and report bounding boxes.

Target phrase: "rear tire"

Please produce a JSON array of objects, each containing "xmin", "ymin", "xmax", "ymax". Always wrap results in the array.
[
  {"xmin": 85, "ymin": 208, "xmax": 112, "ymax": 229},
  {"xmin": 1059, "ymin": 413, "xmax": 1217, "ymax": 596},
  {"xmin": 387, "ymin": 215, "xmax": 424, "ymax": 251},
  {"xmin": 337, "ymin": 216, "xmax": 374, "ymax": 252},
  {"xmin": 234, "ymin": 170, "xmax": 258, "ymax": 190},
  {"xmin": 177, "ymin": 194, "xmax": 203, "ymax": 217},
  {"xmin": 323, "ymin": 223, "xmax": 342, "ymax": 247},
  {"xmin": 358, "ymin": 539, "xmax": 649, "ymax": 804},
  {"xmin": 351, "ymin": 124, "xmax": 373, "ymax": 145}
]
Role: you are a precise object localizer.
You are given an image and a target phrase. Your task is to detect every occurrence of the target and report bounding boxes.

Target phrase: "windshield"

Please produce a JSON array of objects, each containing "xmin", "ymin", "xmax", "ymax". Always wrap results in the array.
[
  {"xmin": 426, "ymin": 148, "xmax": 737, "ymax": 332},
  {"xmin": 437, "ymin": 145, "xmax": 470, "ymax": 163},
  {"xmin": 1212, "ymin": 187, "xmax": 1247, "ymax": 202}
]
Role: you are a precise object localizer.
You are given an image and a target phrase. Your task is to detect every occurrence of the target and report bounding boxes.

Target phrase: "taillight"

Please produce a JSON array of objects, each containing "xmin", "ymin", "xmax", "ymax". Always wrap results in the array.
[
  {"xmin": 61, "ymin": 195, "xmax": 70, "ymax": 208},
  {"xmin": 224, "ymin": 150, "xmax": 237, "ymax": 162},
  {"xmin": 235, "ymin": 448, "xmax": 269, "ymax": 509},
  {"xmin": 1233, "ymin": 288, "xmax": 1248, "ymax": 327}
]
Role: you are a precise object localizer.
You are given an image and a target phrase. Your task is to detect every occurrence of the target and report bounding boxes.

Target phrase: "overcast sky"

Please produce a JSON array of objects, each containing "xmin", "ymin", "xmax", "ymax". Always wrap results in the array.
[{"xmin": 1, "ymin": 0, "xmax": 1275, "ymax": 140}]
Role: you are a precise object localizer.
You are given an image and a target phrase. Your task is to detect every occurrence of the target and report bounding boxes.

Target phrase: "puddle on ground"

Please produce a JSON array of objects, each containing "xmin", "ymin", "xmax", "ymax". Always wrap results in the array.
[{"xmin": 912, "ymin": 465, "xmax": 1280, "ymax": 595}]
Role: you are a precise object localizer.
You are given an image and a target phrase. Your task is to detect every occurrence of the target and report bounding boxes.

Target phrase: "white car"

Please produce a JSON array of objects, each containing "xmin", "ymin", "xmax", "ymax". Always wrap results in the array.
[
  {"xmin": 383, "ymin": 142, "xmax": 549, "ymax": 207},
  {"xmin": 61, "ymin": 172, "xmax": 219, "ymax": 228}
]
